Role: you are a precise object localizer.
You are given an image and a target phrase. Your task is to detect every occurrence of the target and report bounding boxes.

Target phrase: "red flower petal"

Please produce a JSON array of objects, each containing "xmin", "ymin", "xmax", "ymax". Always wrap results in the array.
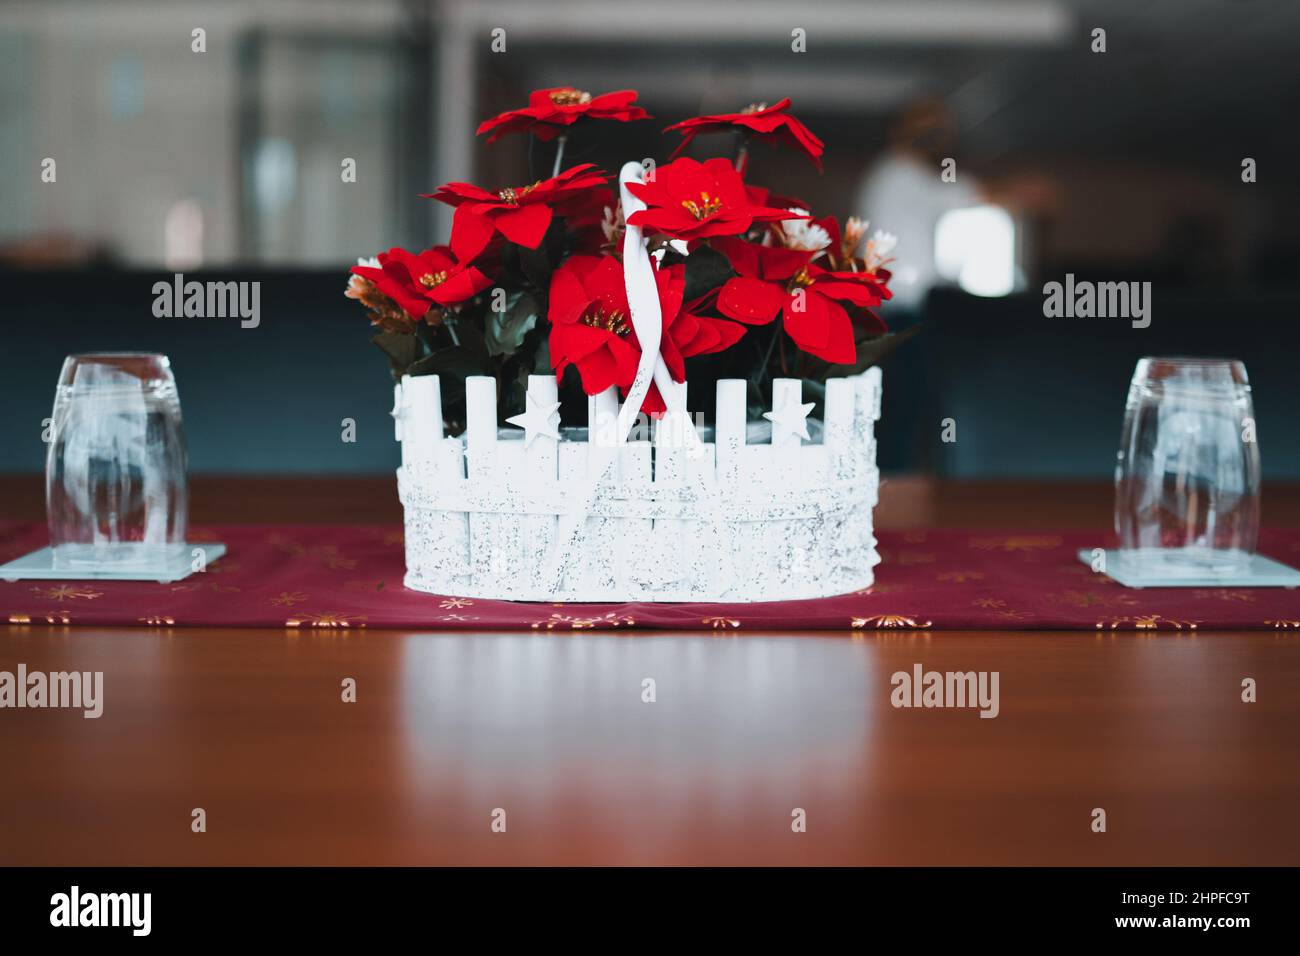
[
  {"xmin": 478, "ymin": 90, "xmax": 649, "ymax": 143},
  {"xmin": 678, "ymin": 313, "xmax": 746, "ymax": 358},
  {"xmin": 715, "ymin": 237, "xmax": 812, "ymax": 281},
  {"xmin": 817, "ymin": 299, "xmax": 857, "ymax": 364},
  {"xmin": 811, "ymin": 279, "xmax": 884, "ymax": 308},
  {"xmin": 717, "ymin": 276, "xmax": 785, "ymax": 325},
  {"xmin": 606, "ymin": 331, "xmax": 642, "ymax": 384},
  {"xmin": 784, "ymin": 293, "xmax": 856, "ymax": 363},
  {"xmin": 664, "ymin": 98, "xmax": 823, "ymax": 168},
  {"xmin": 564, "ymin": 341, "xmax": 624, "ymax": 394},
  {"xmin": 635, "ymin": 382, "xmax": 668, "ymax": 416},
  {"xmin": 475, "ymin": 110, "xmax": 530, "ymax": 142},
  {"xmin": 750, "ymin": 205, "xmax": 809, "ymax": 225},
  {"xmin": 711, "ymin": 236, "xmax": 762, "ymax": 278},
  {"xmin": 654, "ymin": 263, "xmax": 686, "ymax": 326},
  {"xmin": 625, "ymin": 207, "xmax": 701, "ymax": 235},
  {"xmin": 783, "ymin": 287, "xmax": 831, "ymax": 350},
  {"xmin": 760, "ymin": 245, "xmax": 817, "ymax": 280},
  {"xmin": 547, "ymin": 268, "xmax": 590, "ymax": 326},
  {"xmin": 624, "ymin": 177, "xmax": 666, "ymax": 206},
  {"xmin": 494, "ymin": 203, "xmax": 553, "ymax": 249},
  {"xmin": 421, "ymin": 246, "xmax": 458, "ymax": 271},
  {"xmin": 424, "ymin": 180, "xmax": 499, "ymax": 205},
  {"xmin": 659, "ymin": 330, "xmax": 686, "ymax": 383},
  {"xmin": 429, "ymin": 266, "xmax": 492, "ymax": 306},
  {"xmin": 449, "ymin": 207, "xmax": 495, "ymax": 262},
  {"xmin": 550, "ymin": 322, "xmax": 611, "ymax": 365}
]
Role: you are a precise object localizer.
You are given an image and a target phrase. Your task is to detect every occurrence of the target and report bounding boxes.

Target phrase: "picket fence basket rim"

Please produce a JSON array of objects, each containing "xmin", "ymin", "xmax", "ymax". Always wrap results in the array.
[{"xmin": 392, "ymin": 365, "xmax": 883, "ymax": 603}]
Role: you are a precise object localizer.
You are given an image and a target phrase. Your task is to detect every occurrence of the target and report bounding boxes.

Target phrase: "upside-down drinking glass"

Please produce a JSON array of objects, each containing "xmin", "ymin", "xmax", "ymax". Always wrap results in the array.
[
  {"xmin": 45, "ymin": 353, "xmax": 189, "ymax": 572},
  {"xmin": 1114, "ymin": 357, "xmax": 1260, "ymax": 578}
]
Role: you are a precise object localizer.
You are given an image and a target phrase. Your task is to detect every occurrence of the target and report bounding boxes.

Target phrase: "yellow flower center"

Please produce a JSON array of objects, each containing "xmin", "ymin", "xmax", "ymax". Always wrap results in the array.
[
  {"xmin": 580, "ymin": 304, "xmax": 631, "ymax": 337},
  {"xmin": 498, "ymin": 181, "xmax": 540, "ymax": 205},
  {"xmin": 681, "ymin": 192, "xmax": 723, "ymax": 220},
  {"xmin": 549, "ymin": 88, "xmax": 593, "ymax": 106},
  {"xmin": 788, "ymin": 266, "xmax": 815, "ymax": 290},
  {"xmin": 419, "ymin": 271, "xmax": 448, "ymax": 289}
]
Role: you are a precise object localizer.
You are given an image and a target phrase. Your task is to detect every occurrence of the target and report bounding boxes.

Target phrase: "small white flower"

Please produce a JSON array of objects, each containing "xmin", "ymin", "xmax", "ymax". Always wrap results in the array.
[
  {"xmin": 841, "ymin": 216, "xmax": 868, "ymax": 259},
  {"xmin": 780, "ymin": 208, "xmax": 831, "ymax": 253},
  {"xmin": 355, "ymin": 255, "xmax": 380, "ymax": 268},
  {"xmin": 870, "ymin": 230, "xmax": 898, "ymax": 258},
  {"xmin": 863, "ymin": 229, "xmax": 898, "ymax": 272}
]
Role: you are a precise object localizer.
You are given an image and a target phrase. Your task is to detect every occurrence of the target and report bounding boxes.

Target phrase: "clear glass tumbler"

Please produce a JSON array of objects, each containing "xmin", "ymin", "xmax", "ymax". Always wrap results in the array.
[
  {"xmin": 45, "ymin": 353, "xmax": 189, "ymax": 572},
  {"xmin": 1114, "ymin": 357, "xmax": 1260, "ymax": 578}
]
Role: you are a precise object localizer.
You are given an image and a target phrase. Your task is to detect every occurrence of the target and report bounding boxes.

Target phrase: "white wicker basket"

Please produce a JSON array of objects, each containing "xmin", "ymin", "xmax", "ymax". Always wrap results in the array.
[
  {"xmin": 393, "ymin": 366, "xmax": 881, "ymax": 602},
  {"xmin": 393, "ymin": 159, "xmax": 881, "ymax": 603}
]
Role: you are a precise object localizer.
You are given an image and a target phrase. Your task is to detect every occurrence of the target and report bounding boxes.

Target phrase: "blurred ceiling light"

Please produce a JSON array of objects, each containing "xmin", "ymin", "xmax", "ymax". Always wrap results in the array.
[
  {"xmin": 934, "ymin": 204, "xmax": 1016, "ymax": 298},
  {"xmin": 109, "ymin": 54, "xmax": 143, "ymax": 120},
  {"xmin": 535, "ymin": 64, "xmax": 926, "ymax": 111},
  {"xmin": 253, "ymin": 138, "xmax": 297, "ymax": 214},
  {"xmin": 163, "ymin": 199, "xmax": 204, "ymax": 271},
  {"xmin": 452, "ymin": 1, "xmax": 1073, "ymax": 46}
]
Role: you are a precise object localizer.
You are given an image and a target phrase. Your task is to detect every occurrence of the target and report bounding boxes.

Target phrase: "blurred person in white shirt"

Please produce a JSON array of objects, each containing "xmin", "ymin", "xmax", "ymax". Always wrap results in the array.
[{"xmin": 855, "ymin": 97, "xmax": 980, "ymax": 310}]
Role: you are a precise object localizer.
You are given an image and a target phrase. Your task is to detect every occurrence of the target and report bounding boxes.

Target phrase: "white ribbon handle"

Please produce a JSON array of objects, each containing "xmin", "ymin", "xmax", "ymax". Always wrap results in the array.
[
  {"xmin": 538, "ymin": 163, "xmax": 706, "ymax": 596},
  {"xmin": 616, "ymin": 161, "xmax": 702, "ymax": 454}
]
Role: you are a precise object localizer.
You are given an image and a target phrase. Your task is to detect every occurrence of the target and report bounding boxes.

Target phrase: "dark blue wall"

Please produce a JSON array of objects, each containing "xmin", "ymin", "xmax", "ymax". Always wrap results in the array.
[
  {"xmin": 2, "ymin": 269, "xmax": 1297, "ymax": 478},
  {"xmin": 920, "ymin": 286, "xmax": 1300, "ymax": 479},
  {"xmin": 0, "ymin": 269, "xmax": 400, "ymax": 475}
]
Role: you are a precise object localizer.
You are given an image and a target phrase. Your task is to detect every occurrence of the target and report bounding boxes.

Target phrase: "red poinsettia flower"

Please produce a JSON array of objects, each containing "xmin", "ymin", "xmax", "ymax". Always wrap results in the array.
[
  {"xmin": 548, "ymin": 255, "xmax": 641, "ymax": 397},
  {"xmin": 425, "ymin": 163, "xmax": 609, "ymax": 261},
  {"xmin": 713, "ymin": 235, "xmax": 890, "ymax": 364},
  {"xmin": 645, "ymin": 275, "xmax": 747, "ymax": 414},
  {"xmin": 665, "ymin": 98, "xmax": 824, "ymax": 169},
  {"xmin": 624, "ymin": 157, "xmax": 805, "ymax": 243},
  {"xmin": 548, "ymin": 254, "xmax": 745, "ymax": 412},
  {"xmin": 350, "ymin": 246, "xmax": 492, "ymax": 321},
  {"xmin": 477, "ymin": 87, "xmax": 650, "ymax": 143},
  {"xmin": 659, "ymin": 288, "xmax": 746, "ymax": 381}
]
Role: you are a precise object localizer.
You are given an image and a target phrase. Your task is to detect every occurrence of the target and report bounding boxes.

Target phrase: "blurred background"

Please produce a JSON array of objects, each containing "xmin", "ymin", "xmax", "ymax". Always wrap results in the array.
[{"xmin": 2, "ymin": 0, "xmax": 1298, "ymax": 478}]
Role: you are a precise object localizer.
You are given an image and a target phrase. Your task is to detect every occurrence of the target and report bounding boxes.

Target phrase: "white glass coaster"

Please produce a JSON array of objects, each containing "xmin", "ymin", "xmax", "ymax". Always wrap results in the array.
[
  {"xmin": 1077, "ymin": 548, "xmax": 1300, "ymax": 588},
  {"xmin": 0, "ymin": 543, "xmax": 227, "ymax": 584}
]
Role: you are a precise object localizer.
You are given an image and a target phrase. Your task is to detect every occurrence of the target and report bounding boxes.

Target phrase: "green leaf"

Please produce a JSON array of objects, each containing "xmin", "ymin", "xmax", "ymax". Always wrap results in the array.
[
  {"xmin": 519, "ymin": 242, "xmax": 552, "ymax": 291},
  {"xmin": 406, "ymin": 345, "xmax": 490, "ymax": 381},
  {"xmin": 531, "ymin": 332, "xmax": 552, "ymax": 375},
  {"xmin": 447, "ymin": 314, "xmax": 490, "ymax": 361},
  {"xmin": 484, "ymin": 291, "xmax": 540, "ymax": 358},
  {"xmin": 501, "ymin": 362, "xmax": 529, "ymax": 421},
  {"xmin": 371, "ymin": 331, "xmax": 420, "ymax": 377},
  {"xmin": 513, "ymin": 221, "xmax": 564, "ymax": 292},
  {"xmin": 827, "ymin": 325, "xmax": 923, "ymax": 377},
  {"xmin": 683, "ymin": 244, "xmax": 734, "ymax": 303},
  {"xmin": 498, "ymin": 242, "xmax": 522, "ymax": 283},
  {"xmin": 801, "ymin": 379, "xmax": 826, "ymax": 402}
]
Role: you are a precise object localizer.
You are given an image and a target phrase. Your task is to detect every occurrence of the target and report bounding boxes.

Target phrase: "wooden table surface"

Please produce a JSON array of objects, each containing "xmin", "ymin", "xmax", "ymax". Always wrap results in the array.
[{"xmin": 2, "ymin": 476, "xmax": 1299, "ymax": 866}]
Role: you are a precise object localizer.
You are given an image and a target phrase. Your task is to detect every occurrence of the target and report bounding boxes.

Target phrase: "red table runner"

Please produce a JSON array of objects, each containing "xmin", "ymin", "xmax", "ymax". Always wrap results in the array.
[{"xmin": 2, "ymin": 523, "xmax": 1298, "ymax": 631}]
